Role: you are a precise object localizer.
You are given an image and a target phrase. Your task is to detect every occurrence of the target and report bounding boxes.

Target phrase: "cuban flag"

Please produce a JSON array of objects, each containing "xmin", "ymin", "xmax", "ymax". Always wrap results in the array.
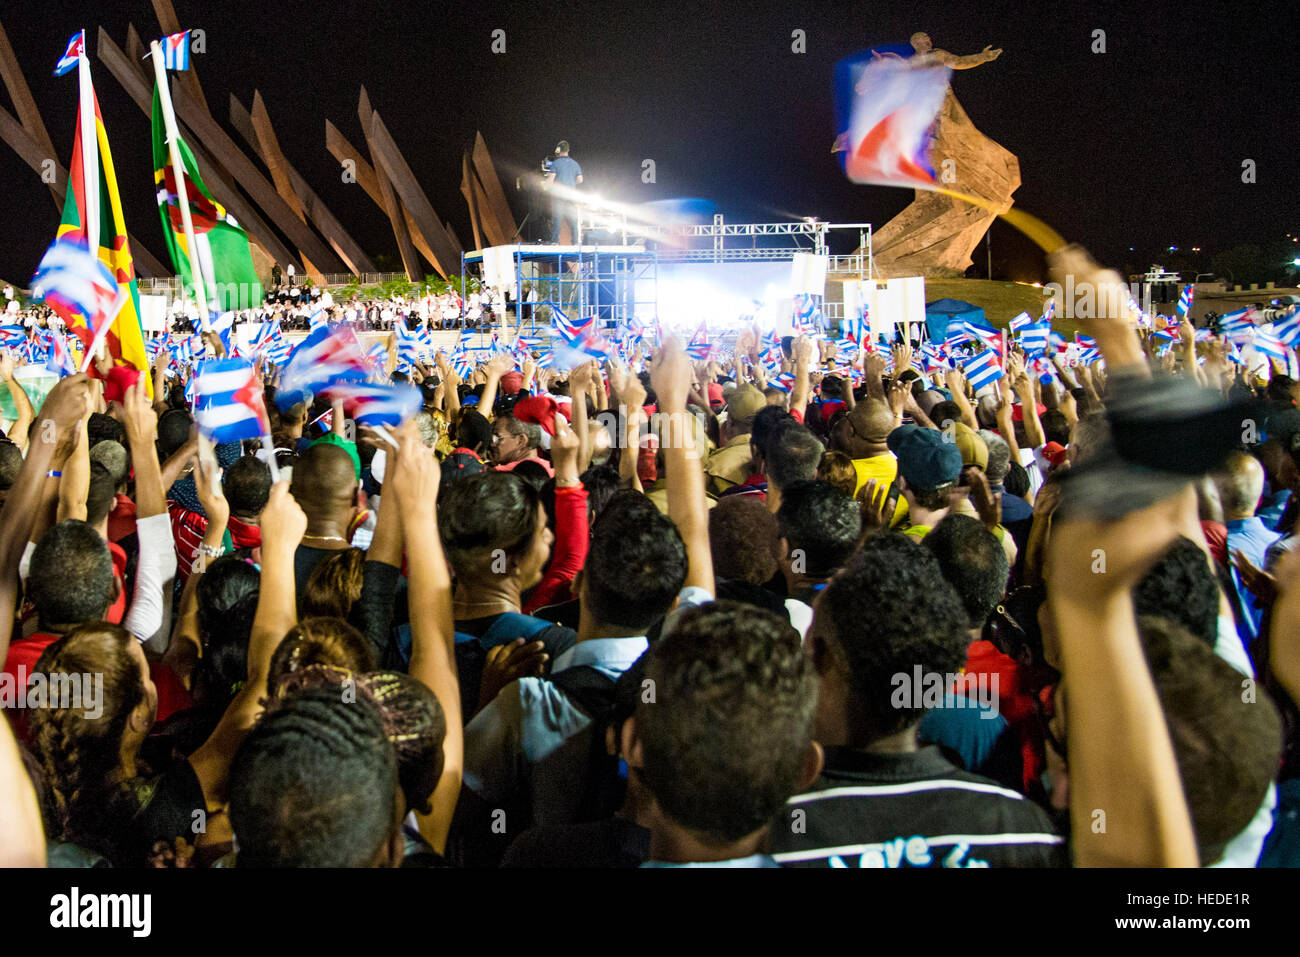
[
  {"xmin": 278, "ymin": 326, "xmax": 370, "ymax": 406},
  {"xmin": 46, "ymin": 328, "xmax": 78, "ymax": 377},
  {"xmin": 1176, "ymin": 284, "xmax": 1194, "ymax": 317},
  {"xmin": 1151, "ymin": 324, "xmax": 1180, "ymax": 343},
  {"xmin": 161, "ymin": 30, "xmax": 191, "ymax": 71},
  {"xmin": 248, "ymin": 321, "xmax": 277, "ymax": 353},
  {"xmin": 685, "ymin": 321, "xmax": 712, "ymax": 361},
  {"xmin": 145, "ymin": 330, "xmax": 171, "ymax": 362},
  {"xmin": 1076, "ymin": 346, "xmax": 1102, "ymax": 366},
  {"xmin": 329, "ymin": 381, "xmax": 421, "ymax": 427},
  {"xmin": 918, "ymin": 342, "xmax": 951, "ymax": 373},
  {"xmin": 1218, "ymin": 307, "xmax": 1257, "ymax": 344},
  {"xmin": 1042, "ymin": 299, "xmax": 1056, "ymax": 323},
  {"xmin": 943, "ymin": 328, "xmax": 970, "ymax": 352},
  {"xmin": 1008, "ymin": 312, "xmax": 1032, "ymax": 334},
  {"xmin": 962, "ymin": 349, "xmax": 1004, "ymax": 392},
  {"xmin": 1049, "ymin": 331, "xmax": 1069, "ymax": 354},
  {"xmin": 1193, "ymin": 328, "xmax": 1213, "ymax": 343},
  {"xmin": 309, "ymin": 407, "xmax": 334, "ymax": 433},
  {"xmin": 792, "ymin": 295, "xmax": 820, "ymax": 335},
  {"xmin": 1029, "ymin": 354, "xmax": 1056, "ymax": 383},
  {"xmin": 308, "ymin": 306, "xmax": 329, "ymax": 332},
  {"xmin": 841, "ymin": 55, "xmax": 951, "ymax": 188},
  {"xmin": 1271, "ymin": 309, "xmax": 1300, "ymax": 347},
  {"xmin": 1018, "ymin": 322, "xmax": 1050, "ymax": 356},
  {"xmin": 0, "ymin": 325, "xmax": 27, "ymax": 347},
  {"xmin": 963, "ymin": 315, "xmax": 1001, "ymax": 352},
  {"xmin": 30, "ymin": 237, "xmax": 122, "ymax": 336},
  {"xmin": 1075, "ymin": 333, "xmax": 1097, "ymax": 348},
  {"xmin": 552, "ymin": 306, "xmax": 592, "ymax": 343},
  {"xmin": 261, "ymin": 338, "xmax": 291, "ymax": 367},
  {"xmin": 193, "ymin": 358, "xmax": 270, "ymax": 442},
  {"xmin": 395, "ymin": 322, "xmax": 424, "ymax": 367},
  {"xmin": 1254, "ymin": 326, "xmax": 1289, "ymax": 362},
  {"xmin": 54, "ymin": 30, "xmax": 85, "ymax": 76}
]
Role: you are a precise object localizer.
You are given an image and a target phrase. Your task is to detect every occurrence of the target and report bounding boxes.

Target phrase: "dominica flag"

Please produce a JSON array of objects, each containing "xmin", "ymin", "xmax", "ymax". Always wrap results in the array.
[
  {"xmin": 152, "ymin": 85, "xmax": 263, "ymax": 313},
  {"xmin": 54, "ymin": 76, "xmax": 152, "ymax": 393}
]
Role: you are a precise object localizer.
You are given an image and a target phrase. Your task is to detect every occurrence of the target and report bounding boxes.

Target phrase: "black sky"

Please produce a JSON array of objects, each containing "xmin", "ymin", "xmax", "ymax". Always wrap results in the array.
[{"xmin": 1, "ymin": 0, "xmax": 1295, "ymax": 284}]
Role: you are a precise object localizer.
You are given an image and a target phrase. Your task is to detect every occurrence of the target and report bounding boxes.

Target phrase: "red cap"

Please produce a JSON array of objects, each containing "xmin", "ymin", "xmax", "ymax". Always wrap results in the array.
[
  {"xmin": 1042, "ymin": 441, "xmax": 1068, "ymax": 467},
  {"xmin": 512, "ymin": 395, "xmax": 572, "ymax": 437},
  {"xmin": 500, "ymin": 370, "xmax": 524, "ymax": 395},
  {"xmin": 1012, "ymin": 402, "xmax": 1047, "ymax": 423},
  {"xmin": 707, "ymin": 382, "xmax": 725, "ymax": 408}
]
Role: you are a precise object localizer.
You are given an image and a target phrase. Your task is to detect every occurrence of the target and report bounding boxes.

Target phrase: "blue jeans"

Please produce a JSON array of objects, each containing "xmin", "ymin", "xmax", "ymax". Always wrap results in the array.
[{"xmin": 551, "ymin": 199, "xmax": 577, "ymax": 244}]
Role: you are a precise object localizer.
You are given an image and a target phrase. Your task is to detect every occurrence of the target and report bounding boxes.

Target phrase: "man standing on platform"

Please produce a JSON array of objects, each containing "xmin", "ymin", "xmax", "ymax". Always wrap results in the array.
[{"xmin": 544, "ymin": 141, "xmax": 583, "ymax": 245}]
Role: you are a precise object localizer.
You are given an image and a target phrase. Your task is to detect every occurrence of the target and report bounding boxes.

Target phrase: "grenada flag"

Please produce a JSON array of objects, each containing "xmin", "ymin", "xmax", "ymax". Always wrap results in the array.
[
  {"xmin": 55, "ymin": 88, "xmax": 151, "ymax": 395},
  {"xmin": 152, "ymin": 85, "xmax": 263, "ymax": 313}
]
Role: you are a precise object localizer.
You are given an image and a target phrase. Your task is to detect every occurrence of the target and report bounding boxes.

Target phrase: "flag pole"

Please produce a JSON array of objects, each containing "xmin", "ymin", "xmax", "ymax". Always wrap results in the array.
[
  {"xmin": 149, "ymin": 40, "xmax": 212, "ymax": 334},
  {"xmin": 74, "ymin": 32, "xmax": 100, "ymax": 254}
]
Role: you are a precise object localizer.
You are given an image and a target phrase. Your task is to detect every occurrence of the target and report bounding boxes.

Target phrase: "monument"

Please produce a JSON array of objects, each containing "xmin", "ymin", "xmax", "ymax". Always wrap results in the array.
[{"xmin": 849, "ymin": 33, "xmax": 1021, "ymax": 279}]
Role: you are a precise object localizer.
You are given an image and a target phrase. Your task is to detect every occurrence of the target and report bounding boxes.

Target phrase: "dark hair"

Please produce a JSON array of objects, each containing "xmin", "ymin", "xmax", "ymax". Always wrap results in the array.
[
  {"xmin": 29, "ymin": 520, "xmax": 115, "ymax": 629},
  {"xmin": 579, "ymin": 463, "xmax": 620, "ymax": 527},
  {"xmin": 1133, "ymin": 538, "xmax": 1220, "ymax": 647},
  {"xmin": 511, "ymin": 459, "xmax": 551, "ymax": 491},
  {"xmin": 1003, "ymin": 460, "xmax": 1031, "ymax": 499},
  {"xmin": 438, "ymin": 471, "xmax": 541, "ymax": 580},
  {"xmin": 776, "ymin": 480, "xmax": 861, "ymax": 578},
  {"xmin": 818, "ymin": 534, "xmax": 969, "ymax": 740},
  {"xmin": 0, "ymin": 439, "xmax": 22, "ymax": 490},
  {"xmin": 923, "ymin": 514, "xmax": 1009, "ymax": 629},
  {"xmin": 223, "ymin": 454, "xmax": 272, "ymax": 519},
  {"xmin": 637, "ymin": 602, "xmax": 815, "ymax": 842},
  {"xmin": 456, "ymin": 409, "xmax": 492, "ymax": 456},
  {"xmin": 709, "ymin": 495, "xmax": 780, "ymax": 585},
  {"xmin": 86, "ymin": 462, "xmax": 117, "ymax": 527},
  {"xmin": 266, "ymin": 617, "xmax": 378, "ymax": 696},
  {"xmin": 195, "ymin": 556, "xmax": 260, "ymax": 707},
  {"xmin": 816, "ymin": 449, "xmax": 858, "ymax": 500},
  {"xmin": 766, "ymin": 423, "xmax": 825, "ymax": 490},
  {"xmin": 157, "ymin": 409, "xmax": 193, "ymax": 459},
  {"xmin": 301, "ymin": 548, "xmax": 366, "ymax": 620},
  {"xmin": 229, "ymin": 686, "xmax": 398, "ymax": 867},
  {"xmin": 1041, "ymin": 409, "xmax": 1070, "ymax": 447},
  {"xmin": 29, "ymin": 623, "xmax": 145, "ymax": 863},
  {"xmin": 929, "ymin": 401, "xmax": 964, "ymax": 431},
  {"xmin": 584, "ymin": 497, "xmax": 687, "ymax": 630},
  {"xmin": 750, "ymin": 406, "xmax": 793, "ymax": 464},
  {"xmin": 1136, "ymin": 616, "xmax": 1282, "ymax": 865},
  {"xmin": 87, "ymin": 412, "xmax": 126, "ymax": 449}
]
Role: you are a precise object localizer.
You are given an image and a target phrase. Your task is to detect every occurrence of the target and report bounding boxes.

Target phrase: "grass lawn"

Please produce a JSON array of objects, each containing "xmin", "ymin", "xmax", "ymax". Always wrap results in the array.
[{"xmin": 923, "ymin": 278, "xmax": 1081, "ymax": 338}]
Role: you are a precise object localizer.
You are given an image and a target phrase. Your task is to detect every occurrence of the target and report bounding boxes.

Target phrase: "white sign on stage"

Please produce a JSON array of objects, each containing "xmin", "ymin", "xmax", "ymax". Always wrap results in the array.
[{"xmin": 789, "ymin": 253, "xmax": 828, "ymax": 296}]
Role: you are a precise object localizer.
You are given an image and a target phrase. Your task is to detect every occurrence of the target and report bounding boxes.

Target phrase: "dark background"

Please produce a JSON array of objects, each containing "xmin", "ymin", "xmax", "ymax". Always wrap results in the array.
[{"xmin": 0, "ymin": 0, "xmax": 1294, "ymax": 284}]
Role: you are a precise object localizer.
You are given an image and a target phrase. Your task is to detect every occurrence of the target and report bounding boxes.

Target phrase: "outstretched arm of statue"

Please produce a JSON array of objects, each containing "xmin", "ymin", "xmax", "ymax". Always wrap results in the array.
[{"xmin": 935, "ymin": 45, "xmax": 1002, "ymax": 70}]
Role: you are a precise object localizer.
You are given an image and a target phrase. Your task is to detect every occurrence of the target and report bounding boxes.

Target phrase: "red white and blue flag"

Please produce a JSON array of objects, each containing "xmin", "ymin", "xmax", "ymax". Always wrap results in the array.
[
  {"xmin": 278, "ymin": 326, "xmax": 370, "ymax": 406},
  {"xmin": 30, "ymin": 236, "xmax": 122, "ymax": 336},
  {"xmin": 46, "ymin": 328, "xmax": 78, "ymax": 377},
  {"xmin": 54, "ymin": 30, "xmax": 85, "ymax": 76},
  {"xmin": 842, "ymin": 57, "xmax": 950, "ymax": 188},
  {"xmin": 1176, "ymin": 284, "xmax": 1194, "ymax": 317},
  {"xmin": 161, "ymin": 30, "xmax": 191, "ymax": 71},
  {"xmin": 685, "ymin": 321, "xmax": 712, "ymax": 361},
  {"xmin": 962, "ymin": 348, "xmax": 1005, "ymax": 392},
  {"xmin": 193, "ymin": 357, "xmax": 271, "ymax": 442},
  {"xmin": 328, "ymin": 381, "xmax": 421, "ymax": 428}
]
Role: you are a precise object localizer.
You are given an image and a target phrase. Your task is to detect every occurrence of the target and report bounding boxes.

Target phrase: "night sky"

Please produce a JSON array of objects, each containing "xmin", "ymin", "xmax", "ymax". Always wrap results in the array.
[{"xmin": 0, "ymin": 0, "xmax": 1294, "ymax": 284}]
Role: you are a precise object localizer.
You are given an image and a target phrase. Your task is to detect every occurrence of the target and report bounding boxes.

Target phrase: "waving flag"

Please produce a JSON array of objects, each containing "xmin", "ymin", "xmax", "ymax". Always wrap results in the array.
[
  {"xmin": 1017, "ymin": 322, "xmax": 1050, "ymax": 356},
  {"xmin": 394, "ymin": 321, "xmax": 424, "ymax": 367},
  {"xmin": 1008, "ymin": 312, "xmax": 1032, "ymax": 334},
  {"xmin": 53, "ymin": 31, "xmax": 85, "ymax": 76},
  {"xmin": 30, "ymin": 236, "xmax": 122, "ymax": 335},
  {"xmin": 1176, "ymin": 284, "xmax": 1194, "ymax": 317},
  {"xmin": 552, "ymin": 306, "xmax": 592, "ymax": 342},
  {"xmin": 46, "ymin": 329, "xmax": 79, "ymax": 377},
  {"xmin": 840, "ymin": 55, "xmax": 951, "ymax": 187},
  {"xmin": 1270, "ymin": 310, "xmax": 1300, "ymax": 347},
  {"xmin": 1076, "ymin": 346, "xmax": 1102, "ymax": 366},
  {"xmin": 1254, "ymin": 326, "xmax": 1288, "ymax": 363},
  {"xmin": 193, "ymin": 357, "xmax": 270, "ymax": 442},
  {"xmin": 161, "ymin": 30, "xmax": 191, "ymax": 71},
  {"xmin": 792, "ymin": 295, "xmax": 820, "ymax": 335},
  {"xmin": 152, "ymin": 85, "xmax": 263, "ymax": 313},
  {"xmin": 685, "ymin": 321, "xmax": 712, "ymax": 361},
  {"xmin": 962, "ymin": 349, "xmax": 1004, "ymax": 392},
  {"xmin": 277, "ymin": 326, "xmax": 370, "ymax": 406},
  {"xmin": 56, "ymin": 75, "xmax": 151, "ymax": 392},
  {"xmin": 1042, "ymin": 299, "xmax": 1056, "ymax": 323},
  {"xmin": 0, "ymin": 326, "xmax": 27, "ymax": 347},
  {"xmin": 963, "ymin": 315, "xmax": 1001, "ymax": 352},
  {"xmin": 145, "ymin": 330, "xmax": 170, "ymax": 362},
  {"xmin": 1151, "ymin": 324, "xmax": 1179, "ymax": 343},
  {"xmin": 329, "ymin": 381, "xmax": 421, "ymax": 428}
]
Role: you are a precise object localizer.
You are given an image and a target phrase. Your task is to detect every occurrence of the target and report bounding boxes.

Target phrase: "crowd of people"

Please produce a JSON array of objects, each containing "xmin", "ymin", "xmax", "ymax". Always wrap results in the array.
[{"xmin": 0, "ymin": 245, "xmax": 1296, "ymax": 868}]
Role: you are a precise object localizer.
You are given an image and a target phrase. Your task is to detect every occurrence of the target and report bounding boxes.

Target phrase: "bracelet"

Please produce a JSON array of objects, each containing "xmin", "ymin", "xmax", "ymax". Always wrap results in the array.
[
  {"xmin": 555, "ymin": 477, "xmax": 582, "ymax": 488},
  {"xmin": 197, "ymin": 543, "xmax": 224, "ymax": 559},
  {"xmin": 46, "ymin": 470, "xmax": 61, "ymax": 478}
]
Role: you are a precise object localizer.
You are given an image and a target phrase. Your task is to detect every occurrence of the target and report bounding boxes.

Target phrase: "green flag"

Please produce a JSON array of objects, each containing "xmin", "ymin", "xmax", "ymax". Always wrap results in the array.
[{"xmin": 152, "ymin": 84, "xmax": 263, "ymax": 312}]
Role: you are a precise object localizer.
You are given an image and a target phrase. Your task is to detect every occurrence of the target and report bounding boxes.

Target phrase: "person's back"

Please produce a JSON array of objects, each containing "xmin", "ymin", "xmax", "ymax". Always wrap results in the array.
[
  {"xmin": 550, "ymin": 154, "xmax": 582, "ymax": 189},
  {"xmin": 770, "ymin": 534, "xmax": 1063, "ymax": 867}
]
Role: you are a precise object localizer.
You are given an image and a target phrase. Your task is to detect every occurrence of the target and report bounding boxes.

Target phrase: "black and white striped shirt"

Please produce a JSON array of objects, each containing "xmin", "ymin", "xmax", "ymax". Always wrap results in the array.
[{"xmin": 769, "ymin": 746, "xmax": 1066, "ymax": 868}]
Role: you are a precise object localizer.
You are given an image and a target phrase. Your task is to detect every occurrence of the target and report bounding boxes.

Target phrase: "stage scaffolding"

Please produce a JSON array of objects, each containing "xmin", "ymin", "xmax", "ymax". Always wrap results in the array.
[{"xmin": 460, "ymin": 215, "xmax": 873, "ymax": 339}]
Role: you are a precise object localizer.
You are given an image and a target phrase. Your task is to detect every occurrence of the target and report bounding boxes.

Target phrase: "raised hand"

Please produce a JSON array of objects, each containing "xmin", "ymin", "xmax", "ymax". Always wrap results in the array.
[{"xmin": 650, "ymin": 338, "xmax": 693, "ymax": 412}]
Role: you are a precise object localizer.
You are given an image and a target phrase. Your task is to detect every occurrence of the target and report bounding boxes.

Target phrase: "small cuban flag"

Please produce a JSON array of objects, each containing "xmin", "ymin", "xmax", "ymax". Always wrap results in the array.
[
  {"xmin": 1017, "ymin": 322, "xmax": 1050, "ymax": 356},
  {"xmin": 963, "ymin": 315, "xmax": 1001, "ymax": 351},
  {"xmin": 46, "ymin": 328, "xmax": 78, "ymax": 377},
  {"xmin": 1008, "ymin": 312, "xmax": 1032, "ymax": 334},
  {"xmin": 54, "ymin": 30, "xmax": 85, "ymax": 77},
  {"xmin": 328, "ymin": 381, "xmax": 422, "ymax": 428},
  {"xmin": 1253, "ymin": 325, "xmax": 1289, "ymax": 363},
  {"xmin": 30, "ymin": 236, "xmax": 122, "ymax": 336},
  {"xmin": 962, "ymin": 348, "xmax": 1004, "ymax": 393},
  {"xmin": 1271, "ymin": 309, "xmax": 1300, "ymax": 347},
  {"xmin": 193, "ymin": 357, "xmax": 270, "ymax": 443},
  {"xmin": 161, "ymin": 30, "xmax": 192, "ymax": 71},
  {"xmin": 1176, "ymin": 284, "xmax": 1194, "ymax": 318}
]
